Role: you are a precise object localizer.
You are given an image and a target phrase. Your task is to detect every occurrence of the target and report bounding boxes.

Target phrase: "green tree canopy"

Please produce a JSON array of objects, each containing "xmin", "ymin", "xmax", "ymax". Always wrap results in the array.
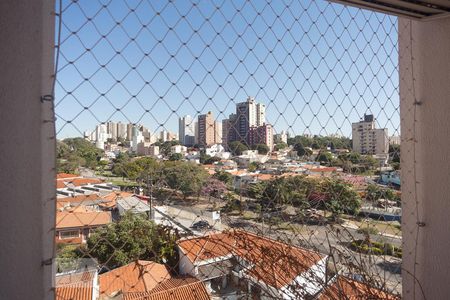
[
  {"xmin": 57, "ymin": 138, "xmax": 103, "ymax": 172},
  {"xmin": 229, "ymin": 141, "xmax": 249, "ymax": 156},
  {"xmin": 252, "ymin": 144, "xmax": 270, "ymax": 155},
  {"xmin": 274, "ymin": 143, "xmax": 288, "ymax": 151},
  {"xmin": 169, "ymin": 153, "xmax": 183, "ymax": 161},
  {"xmin": 316, "ymin": 151, "xmax": 334, "ymax": 164},
  {"xmin": 294, "ymin": 143, "xmax": 313, "ymax": 157},
  {"xmin": 213, "ymin": 170, "xmax": 234, "ymax": 186},
  {"xmin": 86, "ymin": 213, "xmax": 180, "ymax": 271},
  {"xmin": 162, "ymin": 161, "xmax": 209, "ymax": 199}
]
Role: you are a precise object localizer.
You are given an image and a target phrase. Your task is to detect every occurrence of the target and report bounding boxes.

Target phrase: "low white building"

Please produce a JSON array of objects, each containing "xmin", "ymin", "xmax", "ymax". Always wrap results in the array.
[
  {"xmin": 171, "ymin": 144, "xmax": 187, "ymax": 154},
  {"xmin": 234, "ymin": 150, "xmax": 269, "ymax": 167}
]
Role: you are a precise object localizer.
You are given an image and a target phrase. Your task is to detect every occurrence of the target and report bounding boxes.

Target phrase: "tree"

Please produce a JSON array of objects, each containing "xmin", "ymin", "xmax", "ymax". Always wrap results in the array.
[
  {"xmin": 213, "ymin": 170, "xmax": 234, "ymax": 186},
  {"xmin": 274, "ymin": 143, "xmax": 288, "ymax": 151},
  {"xmin": 169, "ymin": 153, "xmax": 183, "ymax": 161},
  {"xmin": 294, "ymin": 143, "xmax": 312, "ymax": 157},
  {"xmin": 204, "ymin": 156, "xmax": 221, "ymax": 165},
  {"xmin": 252, "ymin": 144, "xmax": 269, "ymax": 155},
  {"xmin": 57, "ymin": 138, "xmax": 103, "ymax": 171},
  {"xmin": 86, "ymin": 213, "xmax": 180, "ymax": 271},
  {"xmin": 320, "ymin": 179, "xmax": 361, "ymax": 216},
  {"xmin": 156, "ymin": 140, "xmax": 180, "ymax": 157},
  {"xmin": 162, "ymin": 161, "xmax": 209, "ymax": 199},
  {"xmin": 316, "ymin": 151, "xmax": 333, "ymax": 164},
  {"xmin": 229, "ymin": 141, "xmax": 249, "ymax": 156},
  {"xmin": 201, "ymin": 178, "xmax": 228, "ymax": 198}
]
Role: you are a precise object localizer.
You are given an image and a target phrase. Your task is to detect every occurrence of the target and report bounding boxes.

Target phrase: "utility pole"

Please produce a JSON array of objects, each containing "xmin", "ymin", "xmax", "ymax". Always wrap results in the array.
[{"xmin": 147, "ymin": 174, "xmax": 153, "ymax": 220}]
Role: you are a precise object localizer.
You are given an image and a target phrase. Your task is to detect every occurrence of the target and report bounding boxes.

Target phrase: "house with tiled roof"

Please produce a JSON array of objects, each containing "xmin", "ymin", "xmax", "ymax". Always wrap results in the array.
[
  {"xmin": 55, "ymin": 269, "xmax": 99, "ymax": 300},
  {"xmin": 56, "ymin": 209, "xmax": 111, "ymax": 244},
  {"xmin": 98, "ymin": 261, "xmax": 210, "ymax": 300},
  {"xmin": 98, "ymin": 260, "xmax": 172, "ymax": 299},
  {"xmin": 122, "ymin": 277, "xmax": 210, "ymax": 300},
  {"xmin": 317, "ymin": 276, "xmax": 399, "ymax": 300},
  {"xmin": 176, "ymin": 230, "xmax": 328, "ymax": 299}
]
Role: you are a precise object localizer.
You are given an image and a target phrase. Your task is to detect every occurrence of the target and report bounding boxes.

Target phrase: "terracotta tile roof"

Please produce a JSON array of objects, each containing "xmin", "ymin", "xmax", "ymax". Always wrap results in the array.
[
  {"xmin": 99, "ymin": 260, "xmax": 172, "ymax": 298},
  {"xmin": 122, "ymin": 278, "xmax": 210, "ymax": 300},
  {"xmin": 57, "ymin": 178, "xmax": 104, "ymax": 189},
  {"xmin": 102, "ymin": 191, "xmax": 133, "ymax": 202},
  {"xmin": 57, "ymin": 194, "xmax": 118, "ymax": 211},
  {"xmin": 309, "ymin": 167, "xmax": 338, "ymax": 173},
  {"xmin": 56, "ymin": 210, "xmax": 111, "ymax": 229},
  {"xmin": 55, "ymin": 271, "xmax": 95, "ymax": 300},
  {"xmin": 57, "ymin": 173, "xmax": 82, "ymax": 179},
  {"xmin": 318, "ymin": 276, "xmax": 400, "ymax": 300},
  {"xmin": 177, "ymin": 230, "xmax": 324, "ymax": 289}
]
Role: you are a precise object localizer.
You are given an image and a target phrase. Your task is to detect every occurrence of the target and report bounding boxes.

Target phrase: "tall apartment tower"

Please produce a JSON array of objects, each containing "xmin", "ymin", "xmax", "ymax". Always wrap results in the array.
[
  {"xmin": 126, "ymin": 123, "xmax": 133, "ymax": 141},
  {"xmin": 352, "ymin": 114, "xmax": 389, "ymax": 155},
  {"xmin": 106, "ymin": 121, "xmax": 117, "ymax": 140},
  {"xmin": 234, "ymin": 96, "xmax": 266, "ymax": 144},
  {"xmin": 198, "ymin": 111, "xmax": 216, "ymax": 147},
  {"xmin": 179, "ymin": 115, "xmax": 195, "ymax": 146},
  {"xmin": 117, "ymin": 122, "xmax": 127, "ymax": 140},
  {"xmin": 214, "ymin": 121, "xmax": 222, "ymax": 144}
]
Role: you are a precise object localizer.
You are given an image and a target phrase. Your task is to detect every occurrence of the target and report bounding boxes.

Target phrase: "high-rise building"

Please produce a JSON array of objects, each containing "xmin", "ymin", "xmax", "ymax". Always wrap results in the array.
[
  {"xmin": 107, "ymin": 121, "xmax": 117, "ymax": 140},
  {"xmin": 117, "ymin": 122, "xmax": 127, "ymax": 140},
  {"xmin": 352, "ymin": 114, "xmax": 389, "ymax": 155},
  {"xmin": 126, "ymin": 123, "xmax": 133, "ymax": 141},
  {"xmin": 198, "ymin": 111, "xmax": 216, "ymax": 147},
  {"xmin": 249, "ymin": 123, "xmax": 274, "ymax": 152},
  {"xmin": 194, "ymin": 121, "xmax": 199, "ymax": 145},
  {"xmin": 179, "ymin": 115, "xmax": 195, "ymax": 146},
  {"xmin": 214, "ymin": 121, "xmax": 222, "ymax": 144},
  {"xmin": 222, "ymin": 119, "xmax": 230, "ymax": 149},
  {"xmin": 232, "ymin": 96, "xmax": 266, "ymax": 145}
]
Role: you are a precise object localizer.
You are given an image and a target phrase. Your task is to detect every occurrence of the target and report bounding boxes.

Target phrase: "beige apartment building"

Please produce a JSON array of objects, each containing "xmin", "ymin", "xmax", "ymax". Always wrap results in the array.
[{"xmin": 352, "ymin": 114, "xmax": 389, "ymax": 156}]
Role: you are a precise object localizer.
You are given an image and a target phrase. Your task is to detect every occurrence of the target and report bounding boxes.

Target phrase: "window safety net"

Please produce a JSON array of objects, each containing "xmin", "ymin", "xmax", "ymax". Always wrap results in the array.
[{"xmin": 54, "ymin": 1, "xmax": 402, "ymax": 299}]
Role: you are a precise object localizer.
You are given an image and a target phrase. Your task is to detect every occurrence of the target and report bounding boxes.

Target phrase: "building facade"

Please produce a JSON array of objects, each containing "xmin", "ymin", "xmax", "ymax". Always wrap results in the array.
[
  {"xmin": 179, "ymin": 115, "xmax": 196, "ymax": 146},
  {"xmin": 249, "ymin": 123, "xmax": 274, "ymax": 151},
  {"xmin": 352, "ymin": 114, "xmax": 389, "ymax": 156},
  {"xmin": 198, "ymin": 111, "xmax": 216, "ymax": 147}
]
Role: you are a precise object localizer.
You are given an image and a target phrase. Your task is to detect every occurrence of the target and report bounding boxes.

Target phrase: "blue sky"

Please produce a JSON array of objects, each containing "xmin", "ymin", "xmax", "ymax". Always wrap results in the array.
[{"xmin": 55, "ymin": 0, "xmax": 400, "ymax": 139}]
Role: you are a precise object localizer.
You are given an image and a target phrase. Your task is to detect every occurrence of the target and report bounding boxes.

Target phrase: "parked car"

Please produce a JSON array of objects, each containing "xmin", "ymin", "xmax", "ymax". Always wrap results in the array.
[{"xmin": 191, "ymin": 220, "xmax": 211, "ymax": 230}]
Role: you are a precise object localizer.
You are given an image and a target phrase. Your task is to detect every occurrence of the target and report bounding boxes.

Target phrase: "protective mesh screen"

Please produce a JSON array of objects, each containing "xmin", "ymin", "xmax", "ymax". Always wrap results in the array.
[{"xmin": 54, "ymin": 1, "xmax": 402, "ymax": 299}]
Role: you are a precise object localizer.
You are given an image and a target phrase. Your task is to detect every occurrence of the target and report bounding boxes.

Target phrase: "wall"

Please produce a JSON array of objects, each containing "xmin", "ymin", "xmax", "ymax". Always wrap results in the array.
[
  {"xmin": 399, "ymin": 16, "xmax": 450, "ymax": 300},
  {"xmin": 0, "ymin": 1, "xmax": 55, "ymax": 299}
]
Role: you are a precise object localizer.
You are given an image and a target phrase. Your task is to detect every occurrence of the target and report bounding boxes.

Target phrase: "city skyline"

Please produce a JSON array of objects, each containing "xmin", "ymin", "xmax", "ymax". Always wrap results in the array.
[{"xmin": 55, "ymin": 0, "xmax": 400, "ymax": 139}]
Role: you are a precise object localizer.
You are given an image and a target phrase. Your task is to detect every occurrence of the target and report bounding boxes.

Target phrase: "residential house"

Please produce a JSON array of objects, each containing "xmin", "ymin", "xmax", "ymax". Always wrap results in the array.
[
  {"xmin": 98, "ymin": 260, "xmax": 210, "ymax": 300},
  {"xmin": 56, "ymin": 207, "xmax": 111, "ymax": 244},
  {"xmin": 56, "ymin": 269, "xmax": 99, "ymax": 300},
  {"xmin": 177, "ymin": 230, "xmax": 327, "ymax": 299}
]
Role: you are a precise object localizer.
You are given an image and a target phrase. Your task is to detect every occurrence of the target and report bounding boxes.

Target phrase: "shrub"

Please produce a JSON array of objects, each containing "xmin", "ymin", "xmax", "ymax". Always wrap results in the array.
[{"xmin": 357, "ymin": 226, "xmax": 379, "ymax": 235}]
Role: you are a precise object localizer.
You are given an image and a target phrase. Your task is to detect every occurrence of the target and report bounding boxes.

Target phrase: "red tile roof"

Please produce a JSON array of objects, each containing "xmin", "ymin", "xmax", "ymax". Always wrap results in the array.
[
  {"xmin": 55, "ymin": 271, "xmax": 95, "ymax": 300},
  {"xmin": 318, "ymin": 276, "xmax": 399, "ymax": 300},
  {"xmin": 122, "ymin": 277, "xmax": 210, "ymax": 300},
  {"xmin": 99, "ymin": 260, "xmax": 172, "ymax": 298},
  {"xmin": 56, "ymin": 210, "xmax": 111, "ymax": 229},
  {"xmin": 177, "ymin": 230, "xmax": 324, "ymax": 289},
  {"xmin": 57, "ymin": 178, "xmax": 103, "ymax": 189},
  {"xmin": 57, "ymin": 173, "xmax": 81, "ymax": 179}
]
